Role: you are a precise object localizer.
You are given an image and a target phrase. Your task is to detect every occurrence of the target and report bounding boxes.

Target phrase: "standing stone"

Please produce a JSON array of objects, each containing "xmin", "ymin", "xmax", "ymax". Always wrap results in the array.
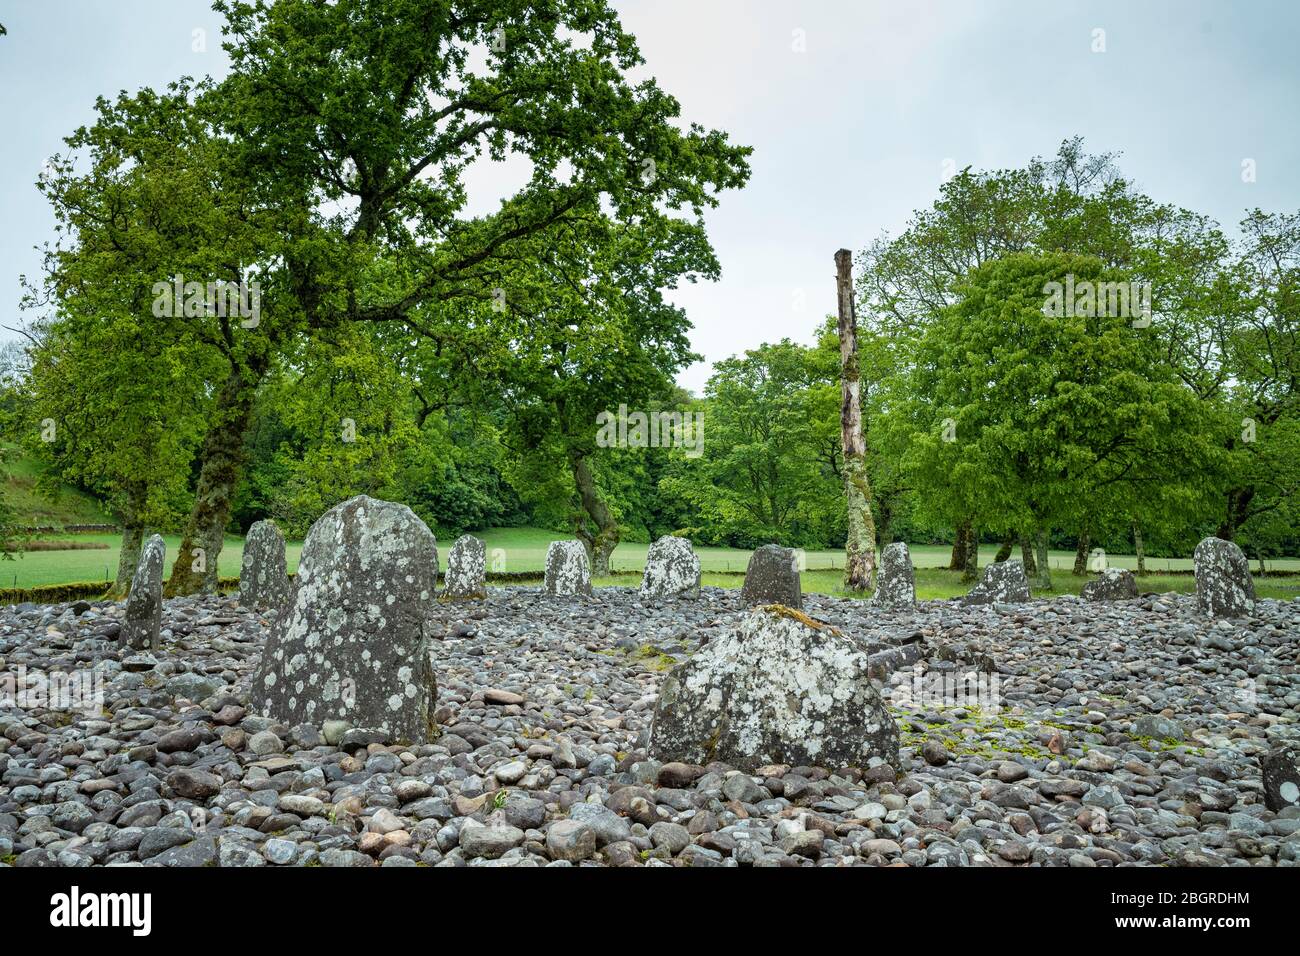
[
  {"xmin": 251, "ymin": 496, "xmax": 438, "ymax": 743},
  {"xmin": 544, "ymin": 540, "xmax": 592, "ymax": 596},
  {"xmin": 1194, "ymin": 537, "xmax": 1256, "ymax": 618},
  {"xmin": 650, "ymin": 606, "xmax": 900, "ymax": 771},
  {"xmin": 1081, "ymin": 567, "xmax": 1138, "ymax": 602},
  {"xmin": 1260, "ymin": 746, "xmax": 1300, "ymax": 813},
  {"xmin": 443, "ymin": 534, "xmax": 487, "ymax": 599},
  {"xmin": 962, "ymin": 560, "xmax": 1031, "ymax": 605},
  {"xmin": 240, "ymin": 519, "xmax": 292, "ymax": 611},
  {"xmin": 870, "ymin": 542, "xmax": 916, "ymax": 608},
  {"xmin": 640, "ymin": 536, "xmax": 700, "ymax": 599},
  {"xmin": 741, "ymin": 544, "xmax": 801, "ymax": 609},
  {"xmin": 120, "ymin": 534, "xmax": 165, "ymax": 651}
]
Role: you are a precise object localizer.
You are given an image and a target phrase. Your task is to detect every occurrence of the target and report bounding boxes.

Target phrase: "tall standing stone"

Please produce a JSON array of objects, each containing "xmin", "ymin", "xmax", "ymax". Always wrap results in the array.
[
  {"xmin": 640, "ymin": 536, "xmax": 701, "ymax": 599},
  {"xmin": 650, "ymin": 606, "xmax": 900, "ymax": 771},
  {"xmin": 251, "ymin": 496, "xmax": 438, "ymax": 743},
  {"xmin": 962, "ymin": 560, "xmax": 1031, "ymax": 605},
  {"xmin": 1194, "ymin": 537, "xmax": 1256, "ymax": 618},
  {"xmin": 870, "ymin": 542, "xmax": 916, "ymax": 608},
  {"xmin": 544, "ymin": 540, "xmax": 592, "ymax": 596},
  {"xmin": 741, "ymin": 544, "xmax": 801, "ymax": 609},
  {"xmin": 443, "ymin": 534, "xmax": 487, "ymax": 599},
  {"xmin": 240, "ymin": 519, "xmax": 292, "ymax": 611},
  {"xmin": 120, "ymin": 534, "xmax": 165, "ymax": 651}
]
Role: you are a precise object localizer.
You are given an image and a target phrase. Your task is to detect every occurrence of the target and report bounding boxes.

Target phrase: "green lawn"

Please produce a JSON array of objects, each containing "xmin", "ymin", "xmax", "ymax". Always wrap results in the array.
[
  {"xmin": 4, "ymin": 524, "xmax": 1299, "ymax": 600},
  {"xmin": 0, "ymin": 533, "xmax": 304, "ymax": 590},
  {"xmin": 473, "ymin": 528, "xmax": 1300, "ymax": 576}
]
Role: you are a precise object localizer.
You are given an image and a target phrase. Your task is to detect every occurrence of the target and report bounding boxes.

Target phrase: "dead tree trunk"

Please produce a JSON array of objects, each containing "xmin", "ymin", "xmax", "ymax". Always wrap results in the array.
[{"xmin": 835, "ymin": 248, "xmax": 877, "ymax": 592}]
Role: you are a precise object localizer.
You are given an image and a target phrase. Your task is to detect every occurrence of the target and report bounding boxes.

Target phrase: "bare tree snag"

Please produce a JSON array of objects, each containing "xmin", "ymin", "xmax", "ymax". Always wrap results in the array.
[{"xmin": 834, "ymin": 248, "xmax": 877, "ymax": 592}]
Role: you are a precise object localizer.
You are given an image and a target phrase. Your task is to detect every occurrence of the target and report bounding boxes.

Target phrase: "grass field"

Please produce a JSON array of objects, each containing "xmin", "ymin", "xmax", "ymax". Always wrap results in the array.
[{"xmin": 4, "ymin": 525, "xmax": 1299, "ymax": 601}]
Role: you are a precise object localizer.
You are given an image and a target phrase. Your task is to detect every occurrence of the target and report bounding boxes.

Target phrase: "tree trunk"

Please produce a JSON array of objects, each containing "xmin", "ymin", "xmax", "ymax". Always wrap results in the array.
[
  {"xmin": 835, "ymin": 249, "xmax": 877, "ymax": 592},
  {"xmin": 1072, "ymin": 529, "xmax": 1091, "ymax": 576},
  {"xmin": 1132, "ymin": 520, "xmax": 1146, "ymax": 576},
  {"xmin": 994, "ymin": 533, "xmax": 1013, "ymax": 563},
  {"xmin": 1216, "ymin": 487, "xmax": 1258, "ymax": 542},
  {"xmin": 877, "ymin": 497, "xmax": 894, "ymax": 548},
  {"xmin": 568, "ymin": 448, "xmax": 618, "ymax": 577},
  {"xmin": 166, "ymin": 362, "xmax": 263, "ymax": 596},
  {"xmin": 1034, "ymin": 527, "xmax": 1052, "ymax": 590},
  {"xmin": 1019, "ymin": 532, "xmax": 1037, "ymax": 575},
  {"xmin": 961, "ymin": 525, "xmax": 979, "ymax": 583},
  {"xmin": 950, "ymin": 519, "xmax": 972, "ymax": 570},
  {"xmin": 109, "ymin": 525, "xmax": 145, "ymax": 599}
]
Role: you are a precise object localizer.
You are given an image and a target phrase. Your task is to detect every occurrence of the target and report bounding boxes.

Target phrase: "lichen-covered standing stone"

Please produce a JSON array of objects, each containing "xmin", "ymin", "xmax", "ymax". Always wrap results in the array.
[
  {"xmin": 251, "ymin": 496, "xmax": 438, "ymax": 743},
  {"xmin": 120, "ymin": 534, "xmax": 165, "ymax": 651},
  {"xmin": 963, "ymin": 560, "xmax": 1031, "ymax": 605},
  {"xmin": 1081, "ymin": 567, "xmax": 1138, "ymax": 602},
  {"xmin": 240, "ymin": 519, "xmax": 292, "ymax": 611},
  {"xmin": 870, "ymin": 542, "xmax": 916, "ymax": 608},
  {"xmin": 1194, "ymin": 537, "xmax": 1256, "ymax": 618},
  {"xmin": 1260, "ymin": 746, "xmax": 1300, "ymax": 812},
  {"xmin": 741, "ymin": 544, "xmax": 801, "ymax": 609},
  {"xmin": 544, "ymin": 540, "xmax": 592, "ymax": 596},
  {"xmin": 443, "ymin": 534, "xmax": 487, "ymax": 599},
  {"xmin": 639, "ymin": 536, "xmax": 700, "ymax": 599},
  {"xmin": 649, "ymin": 605, "xmax": 900, "ymax": 771}
]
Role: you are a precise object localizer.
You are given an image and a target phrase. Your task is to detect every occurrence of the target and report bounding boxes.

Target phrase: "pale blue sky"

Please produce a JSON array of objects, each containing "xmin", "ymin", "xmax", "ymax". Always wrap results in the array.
[{"xmin": 2, "ymin": 0, "xmax": 1298, "ymax": 391}]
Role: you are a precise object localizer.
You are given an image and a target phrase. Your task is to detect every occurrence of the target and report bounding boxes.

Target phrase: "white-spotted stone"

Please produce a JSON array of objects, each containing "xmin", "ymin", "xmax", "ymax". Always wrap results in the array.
[
  {"xmin": 120, "ymin": 534, "xmax": 165, "ymax": 651},
  {"xmin": 240, "ymin": 519, "xmax": 292, "ymax": 611},
  {"xmin": 649, "ymin": 606, "xmax": 900, "ymax": 771},
  {"xmin": 871, "ymin": 542, "xmax": 916, "ymax": 608},
  {"xmin": 1260, "ymin": 746, "xmax": 1300, "ymax": 812},
  {"xmin": 1194, "ymin": 537, "xmax": 1256, "ymax": 618},
  {"xmin": 1081, "ymin": 567, "xmax": 1138, "ymax": 602},
  {"xmin": 963, "ymin": 560, "xmax": 1031, "ymax": 605},
  {"xmin": 544, "ymin": 540, "xmax": 592, "ymax": 596},
  {"xmin": 639, "ymin": 536, "xmax": 700, "ymax": 600},
  {"xmin": 741, "ymin": 544, "xmax": 801, "ymax": 609},
  {"xmin": 443, "ymin": 534, "xmax": 486, "ymax": 599},
  {"xmin": 251, "ymin": 496, "xmax": 437, "ymax": 743}
]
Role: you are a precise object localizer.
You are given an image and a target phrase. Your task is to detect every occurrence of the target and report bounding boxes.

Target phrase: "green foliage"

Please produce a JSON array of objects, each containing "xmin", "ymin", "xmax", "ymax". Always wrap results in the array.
[
  {"xmin": 661, "ymin": 340, "xmax": 844, "ymax": 548},
  {"xmin": 22, "ymin": 0, "xmax": 750, "ymax": 565},
  {"xmin": 882, "ymin": 252, "xmax": 1216, "ymax": 547}
]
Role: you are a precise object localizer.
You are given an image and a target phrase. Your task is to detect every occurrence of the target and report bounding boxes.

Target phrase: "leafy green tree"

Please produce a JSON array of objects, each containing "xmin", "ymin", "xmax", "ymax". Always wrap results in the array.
[
  {"xmin": 858, "ymin": 138, "xmax": 1234, "ymax": 569},
  {"xmin": 35, "ymin": 79, "xmax": 292, "ymax": 596},
  {"xmin": 35, "ymin": 0, "xmax": 749, "ymax": 594},
  {"xmin": 202, "ymin": 0, "xmax": 745, "ymax": 583},
  {"xmin": 662, "ymin": 341, "xmax": 842, "ymax": 549},
  {"xmin": 1213, "ymin": 210, "xmax": 1300, "ymax": 546},
  {"xmin": 887, "ymin": 251, "xmax": 1214, "ymax": 589},
  {"xmin": 466, "ymin": 212, "xmax": 709, "ymax": 573},
  {"xmin": 24, "ymin": 313, "xmax": 218, "ymax": 594}
]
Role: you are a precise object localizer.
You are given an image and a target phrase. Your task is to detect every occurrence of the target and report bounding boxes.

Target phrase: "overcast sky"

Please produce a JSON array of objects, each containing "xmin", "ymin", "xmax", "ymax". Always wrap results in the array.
[{"xmin": 2, "ymin": 0, "xmax": 1298, "ymax": 392}]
